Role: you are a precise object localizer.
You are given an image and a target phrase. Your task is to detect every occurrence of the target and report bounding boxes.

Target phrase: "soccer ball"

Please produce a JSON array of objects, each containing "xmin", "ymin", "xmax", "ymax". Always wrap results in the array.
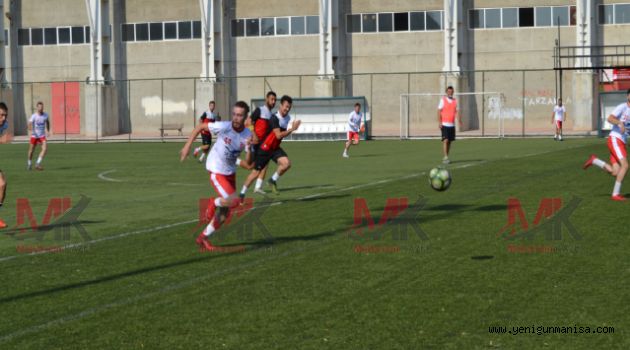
[{"xmin": 429, "ymin": 166, "xmax": 451, "ymax": 191}]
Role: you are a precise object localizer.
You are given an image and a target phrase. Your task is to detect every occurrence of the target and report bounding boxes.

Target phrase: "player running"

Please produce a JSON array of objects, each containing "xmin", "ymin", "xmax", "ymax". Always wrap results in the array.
[
  {"xmin": 343, "ymin": 103, "xmax": 363, "ymax": 158},
  {"xmin": 552, "ymin": 99, "xmax": 567, "ymax": 141},
  {"xmin": 0, "ymin": 102, "xmax": 9, "ymax": 228},
  {"xmin": 584, "ymin": 88, "xmax": 630, "ymax": 201},
  {"xmin": 243, "ymin": 95, "xmax": 300, "ymax": 196},
  {"xmin": 180, "ymin": 101, "xmax": 254, "ymax": 250},
  {"xmin": 27, "ymin": 102, "xmax": 50, "ymax": 170},
  {"xmin": 239, "ymin": 91, "xmax": 277, "ymax": 196},
  {"xmin": 193, "ymin": 101, "xmax": 216, "ymax": 163},
  {"xmin": 437, "ymin": 86, "xmax": 461, "ymax": 164}
]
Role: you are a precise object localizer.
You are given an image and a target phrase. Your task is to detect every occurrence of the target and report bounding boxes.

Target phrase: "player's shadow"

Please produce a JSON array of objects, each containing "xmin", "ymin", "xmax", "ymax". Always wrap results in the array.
[
  {"xmin": 349, "ymin": 154, "xmax": 381, "ymax": 158},
  {"xmin": 446, "ymin": 159, "xmax": 485, "ymax": 164},
  {"xmin": 216, "ymin": 230, "xmax": 337, "ymax": 247},
  {"xmin": 425, "ymin": 204, "xmax": 470, "ymax": 211},
  {"xmin": 292, "ymin": 194, "xmax": 350, "ymax": 202},
  {"xmin": 473, "ymin": 205, "xmax": 506, "ymax": 212},
  {"xmin": 279, "ymin": 184, "xmax": 334, "ymax": 192},
  {"xmin": 0, "ymin": 252, "xmax": 230, "ymax": 304}
]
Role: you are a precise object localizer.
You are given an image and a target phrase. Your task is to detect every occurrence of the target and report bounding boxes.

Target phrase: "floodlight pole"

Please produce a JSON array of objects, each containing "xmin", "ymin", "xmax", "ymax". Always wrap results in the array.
[
  {"xmin": 317, "ymin": 0, "xmax": 334, "ymax": 79},
  {"xmin": 199, "ymin": 0, "xmax": 216, "ymax": 81},
  {"xmin": 85, "ymin": 0, "xmax": 111, "ymax": 85},
  {"xmin": 442, "ymin": 0, "xmax": 461, "ymax": 75},
  {"xmin": 0, "ymin": 0, "xmax": 6, "ymax": 87}
]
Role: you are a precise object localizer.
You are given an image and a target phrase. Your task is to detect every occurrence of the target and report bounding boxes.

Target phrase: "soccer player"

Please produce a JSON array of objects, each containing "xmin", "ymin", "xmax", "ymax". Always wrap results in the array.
[
  {"xmin": 27, "ymin": 102, "xmax": 50, "ymax": 170},
  {"xmin": 584, "ymin": 88, "xmax": 630, "ymax": 201},
  {"xmin": 552, "ymin": 99, "xmax": 567, "ymax": 141},
  {"xmin": 180, "ymin": 101, "xmax": 254, "ymax": 250},
  {"xmin": 343, "ymin": 103, "xmax": 362, "ymax": 158},
  {"xmin": 437, "ymin": 86, "xmax": 461, "ymax": 164},
  {"xmin": 239, "ymin": 91, "xmax": 277, "ymax": 196},
  {"xmin": 193, "ymin": 101, "xmax": 216, "ymax": 163},
  {"xmin": 243, "ymin": 95, "xmax": 300, "ymax": 196},
  {"xmin": 0, "ymin": 102, "xmax": 9, "ymax": 228}
]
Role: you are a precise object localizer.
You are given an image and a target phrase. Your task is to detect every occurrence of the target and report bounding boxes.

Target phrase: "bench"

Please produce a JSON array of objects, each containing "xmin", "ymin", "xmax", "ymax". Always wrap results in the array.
[{"xmin": 159, "ymin": 123, "xmax": 184, "ymax": 136}]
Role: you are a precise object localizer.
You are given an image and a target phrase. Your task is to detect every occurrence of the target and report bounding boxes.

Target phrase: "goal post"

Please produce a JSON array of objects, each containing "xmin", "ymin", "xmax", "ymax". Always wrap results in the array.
[{"xmin": 400, "ymin": 92, "xmax": 505, "ymax": 139}]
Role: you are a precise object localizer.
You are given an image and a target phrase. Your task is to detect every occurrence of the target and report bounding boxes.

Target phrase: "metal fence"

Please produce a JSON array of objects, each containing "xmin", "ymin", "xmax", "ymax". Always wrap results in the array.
[{"xmin": 0, "ymin": 68, "xmax": 598, "ymax": 144}]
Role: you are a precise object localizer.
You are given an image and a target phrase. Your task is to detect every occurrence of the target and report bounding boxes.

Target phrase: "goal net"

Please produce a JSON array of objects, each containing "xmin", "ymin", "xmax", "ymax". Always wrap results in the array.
[{"xmin": 400, "ymin": 92, "xmax": 505, "ymax": 139}]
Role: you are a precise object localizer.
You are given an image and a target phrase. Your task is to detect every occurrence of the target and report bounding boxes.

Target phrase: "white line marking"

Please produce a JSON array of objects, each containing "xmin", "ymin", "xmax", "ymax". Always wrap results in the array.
[
  {"xmin": 98, "ymin": 170, "xmax": 122, "ymax": 182},
  {"xmin": 97, "ymin": 169, "xmax": 204, "ymax": 187},
  {"xmin": 2, "ymin": 144, "xmax": 588, "ymax": 263},
  {"xmin": 0, "ymin": 234, "xmax": 339, "ymax": 342},
  {"xmin": 0, "ymin": 220, "xmax": 198, "ymax": 263}
]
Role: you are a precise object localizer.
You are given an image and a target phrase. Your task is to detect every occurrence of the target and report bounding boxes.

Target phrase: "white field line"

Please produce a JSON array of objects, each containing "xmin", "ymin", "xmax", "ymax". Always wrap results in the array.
[
  {"xmin": 0, "ymin": 144, "xmax": 591, "ymax": 340},
  {"xmin": 0, "ymin": 144, "xmax": 588, "ymax": 264}
]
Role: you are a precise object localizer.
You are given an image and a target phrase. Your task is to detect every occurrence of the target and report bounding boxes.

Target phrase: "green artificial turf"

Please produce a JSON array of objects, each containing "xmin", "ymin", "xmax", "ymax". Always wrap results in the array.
[{"xmin": 0, "ymin": 137, "xmax": 627, "ymax": 349}]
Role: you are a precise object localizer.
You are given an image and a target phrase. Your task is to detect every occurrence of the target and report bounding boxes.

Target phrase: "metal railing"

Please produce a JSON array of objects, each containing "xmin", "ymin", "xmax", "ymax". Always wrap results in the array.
[{"xmin": 0, "ymin": 68, "xmax": 603, "ymax": 143}]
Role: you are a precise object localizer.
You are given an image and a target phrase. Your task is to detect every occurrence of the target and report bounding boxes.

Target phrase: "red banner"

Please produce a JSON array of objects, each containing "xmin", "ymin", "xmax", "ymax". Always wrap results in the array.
[{"xmin": 614, "ymin": 69, "xmax": 630, "ymax": 81}]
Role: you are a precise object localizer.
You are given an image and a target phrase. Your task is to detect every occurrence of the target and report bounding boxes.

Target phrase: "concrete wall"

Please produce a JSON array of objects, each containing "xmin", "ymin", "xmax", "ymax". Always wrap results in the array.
[{"xmin": 2, "ymin": 0, "xmax": 628, "ymax": 138}]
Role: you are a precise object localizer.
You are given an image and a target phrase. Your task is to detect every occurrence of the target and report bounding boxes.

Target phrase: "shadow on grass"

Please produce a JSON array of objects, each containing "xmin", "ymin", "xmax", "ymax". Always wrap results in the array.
[
  {"xmin": 471, "ymin": 255, "xmax": 494, "ymax": 260},
  {"xmin": 0, "ymin": 229, "xmax": 339, "ymax": 304},
  {"xmin": 278, "ymin": 184, "xmax": 334, "ymax": 192}
]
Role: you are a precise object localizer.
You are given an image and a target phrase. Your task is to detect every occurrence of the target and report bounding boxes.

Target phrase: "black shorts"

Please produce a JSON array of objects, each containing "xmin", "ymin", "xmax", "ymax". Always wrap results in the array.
[
  {"xmin": 441, "ymin": 126, "xmax": 456, "ymax": 142},
  {"xmin": 201, "ymin": 133, "xmax": 212, "ymax": 146},
  {"xmin": 254, "ymin": 148, "xmax": 288, "ymax": 171},
  {"xmin": 252, "ymin": 144, "xmax": 260, "ymax": 157}
]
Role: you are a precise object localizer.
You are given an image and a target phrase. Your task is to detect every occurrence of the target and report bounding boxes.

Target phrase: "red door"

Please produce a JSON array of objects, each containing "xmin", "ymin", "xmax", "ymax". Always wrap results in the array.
[{"xmin": 51, "ymin": 82, "xmax": 80, "ymax": 134}]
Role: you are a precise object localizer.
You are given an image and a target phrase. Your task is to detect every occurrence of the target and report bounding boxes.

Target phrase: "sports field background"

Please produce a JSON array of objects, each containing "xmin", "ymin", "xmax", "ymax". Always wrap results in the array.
[{"xmin": 0, "ymin": 138, "xmax": 626, "ymax": 349}]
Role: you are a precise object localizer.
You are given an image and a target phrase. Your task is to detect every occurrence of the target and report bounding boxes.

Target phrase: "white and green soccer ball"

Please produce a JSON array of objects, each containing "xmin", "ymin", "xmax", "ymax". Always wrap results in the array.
[{"xmin": 429, "ymin": 166, "xmax": 451, "ymax": 191}]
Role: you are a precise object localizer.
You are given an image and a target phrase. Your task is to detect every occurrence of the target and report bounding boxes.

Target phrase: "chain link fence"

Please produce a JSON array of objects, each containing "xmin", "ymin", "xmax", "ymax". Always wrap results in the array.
[{"xmin": 0, "ymin": 69, "xmax": 598, "ymax": 143}]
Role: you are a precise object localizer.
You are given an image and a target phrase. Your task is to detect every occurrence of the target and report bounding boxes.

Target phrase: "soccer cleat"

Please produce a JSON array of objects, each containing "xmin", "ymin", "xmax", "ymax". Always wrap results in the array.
[
  {"xmin": 0, "ymin": 218, "xmax": 7, "ymax": 228},
  {"xmin": 238, "ymin": 193, "xmax": 246, "ymax": 205},
  {"xmin": 559, "ymin": 138, "xmax": 564, "ymax": 141},
  {"xmin": 193, "ymin": 148, "xmax": 199, "ymax": 158},
  {"xmin": 205, "ymin": 197, "xmax": 217, "ymax": 221},
  {"xmin": 254, "ymin": 188, "xmax": 267, "ymax": 195},
  {"xmin": 267, "ymin": 179, "xmax": 279, "ymax": 195},
  {"xmin": 611, "ymin": 194, "xmax": 628, "ymax": 201},
  {"xmin": 583, "ymin": 155, "xmax": 597, "ymax": 170},
  {"xmin": 343, "ymin": 153, "xmax": 349, "ymax": 158},
  {"xmin": 442, "ymin": 158, "xmax": 451, "ymax": 164},
  {"xmin": 34, "ymin": 165, "xmax": 43, "ymax": 170},
  {"xmin": 196, "ymin": 232, "xmax": 216, "ymax": 251},
  {"xmin": 27, "ymin": 165, "xmax": 31, "ymax": 171},
  {"xmin": 198, "ymin": 160, "xmax": 204, "ymax": 164}
]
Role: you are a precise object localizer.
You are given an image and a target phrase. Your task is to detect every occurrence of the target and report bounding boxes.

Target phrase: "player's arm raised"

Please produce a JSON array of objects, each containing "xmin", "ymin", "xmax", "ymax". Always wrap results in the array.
[
  {"xmin": 273, "ymin": 120, "xmax": 301, "ymax": 140},
  {"xmin": 180, "ymin": 123, "xmax": 210, "ymax": 162}
]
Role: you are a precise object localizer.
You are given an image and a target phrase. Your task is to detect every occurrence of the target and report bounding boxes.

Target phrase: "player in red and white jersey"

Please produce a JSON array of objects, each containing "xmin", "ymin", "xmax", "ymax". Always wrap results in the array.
[
  {"xmin": 343, "ymin": 103, "xmax": 363, "ymax": 158},
  {"xmin": 0, "ymin": 102, "xmax": 9, "ymax": 228},
  {"xmin": 27, "ymin": 102, "xmax": 50, "ymax": 170},
  {"xmin": 240, "ymin": 91, "xmax": 276, "ymax": 195},
  {"xmin": 193, "ymin": 101, "xmax": 216, "ymax": 163},
  {"xmin": 437, "ymin": 86, "xmax": 461, "ymax": 164},
  {"xmin": 242, "ymin": 95, "xmax": 300, "ymax": 196},
  {"xmin": 180, "ymin": 101, "xmax": 254, "ymax": 250},
  {"xmin": 584, "ymin": 88, "xmax": 630, "ymax": 200},
  {"xmin": 551, "ymin": 99, "xmax": 567, "ymax": 141}
]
